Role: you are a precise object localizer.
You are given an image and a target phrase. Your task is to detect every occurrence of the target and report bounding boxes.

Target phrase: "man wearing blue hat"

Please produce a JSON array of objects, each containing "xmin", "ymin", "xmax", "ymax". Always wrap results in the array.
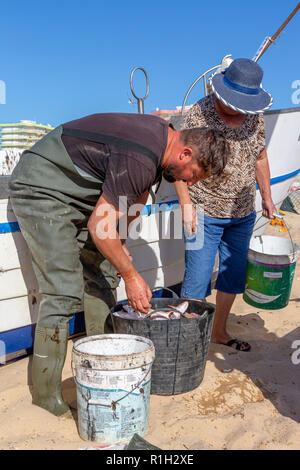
[{"xmin": 175, "ymin": 58, "xmax": 276, "ymax": 352}]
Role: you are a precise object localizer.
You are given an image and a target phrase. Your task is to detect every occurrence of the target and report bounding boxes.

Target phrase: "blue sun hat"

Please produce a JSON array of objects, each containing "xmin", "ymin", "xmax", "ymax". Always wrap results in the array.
[{"xmin": 210, "ymin": 58, "xmax": 273, "ymax": 114}]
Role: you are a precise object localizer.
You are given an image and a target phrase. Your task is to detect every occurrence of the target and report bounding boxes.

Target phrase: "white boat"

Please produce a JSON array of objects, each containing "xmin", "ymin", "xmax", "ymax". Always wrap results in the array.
[{"xmin": 1, "ymin": 103, "xmax": 299, "ymax": 363}]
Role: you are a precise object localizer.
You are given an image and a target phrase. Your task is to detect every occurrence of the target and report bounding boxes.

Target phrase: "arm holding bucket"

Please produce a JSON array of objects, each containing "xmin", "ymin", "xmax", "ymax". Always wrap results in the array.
[{"xmin": 255, "ymin": 148, "xmax": 276, "ymax": 219}]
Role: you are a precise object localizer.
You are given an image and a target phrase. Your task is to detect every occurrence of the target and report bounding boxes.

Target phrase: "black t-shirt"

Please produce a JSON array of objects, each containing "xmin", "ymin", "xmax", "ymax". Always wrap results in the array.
[{"xmin": 61, "ymin": 113, "xmax": 169, "ymax": 210}]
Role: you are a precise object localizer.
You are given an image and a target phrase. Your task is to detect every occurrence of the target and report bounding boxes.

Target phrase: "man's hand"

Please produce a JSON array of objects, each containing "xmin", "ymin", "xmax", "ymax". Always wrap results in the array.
[
  {"xmin": 121, "ymin": 269, "xmax": 152, "ymax": 313},
  {"xmin": 262, "ymin": 198, "xmax": 277, "ymax": 219}
]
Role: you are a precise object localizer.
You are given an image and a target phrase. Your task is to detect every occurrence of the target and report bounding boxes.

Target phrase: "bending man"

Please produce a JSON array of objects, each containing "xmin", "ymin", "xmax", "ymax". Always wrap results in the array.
[{"xmin": 9, "ymin": 112, "xmax": 229, "ymax": 416}]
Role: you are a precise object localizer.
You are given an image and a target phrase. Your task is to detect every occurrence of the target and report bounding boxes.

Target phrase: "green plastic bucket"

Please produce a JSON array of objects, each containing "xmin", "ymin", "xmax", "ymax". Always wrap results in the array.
[{"xmin": 243, "ymin": 235, "xmax": 299, "ymax": 310}]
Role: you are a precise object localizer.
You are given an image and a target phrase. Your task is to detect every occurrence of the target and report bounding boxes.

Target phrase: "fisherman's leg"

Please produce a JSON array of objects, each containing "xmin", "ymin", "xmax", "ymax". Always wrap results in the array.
[
  {"xmin": 10, "ymin": 191, "xmax": 84, "ymax": 415},
  {"xmin": 31, "ymin": 325, "xmax": 70, "ymax": 416},
  {"xmin": 181, "ymin": 214, "xmax": 223, "ymax": 299},
  {"xmin": 212, "ymin": 212, "xmax": 256, "ymax": 348},
  {"xmin": 80, "ymin": 234, "xmax": 120, "ymax": 335},
  {"xmin": 30, "ymin": 254, "xmax": 83, "ymax": 416}
]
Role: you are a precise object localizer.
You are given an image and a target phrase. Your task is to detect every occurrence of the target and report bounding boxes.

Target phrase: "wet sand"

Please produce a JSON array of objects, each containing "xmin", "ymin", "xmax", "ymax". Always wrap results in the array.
[{"xmin": 1, "ymin": 212, "xmax": 300, "ymax": 450}]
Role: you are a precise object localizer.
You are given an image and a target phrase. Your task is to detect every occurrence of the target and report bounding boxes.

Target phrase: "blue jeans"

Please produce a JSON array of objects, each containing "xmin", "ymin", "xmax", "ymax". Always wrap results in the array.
[{"xmin": 181, "ymin": 212, "xmax": 256, "ymax": 299}]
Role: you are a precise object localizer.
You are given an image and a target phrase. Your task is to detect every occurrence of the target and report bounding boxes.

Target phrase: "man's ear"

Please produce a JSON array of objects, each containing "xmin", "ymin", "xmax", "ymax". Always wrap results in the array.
[{"xmin": 181, "ymin": 147, "xmax": 193, "ymax": 161}]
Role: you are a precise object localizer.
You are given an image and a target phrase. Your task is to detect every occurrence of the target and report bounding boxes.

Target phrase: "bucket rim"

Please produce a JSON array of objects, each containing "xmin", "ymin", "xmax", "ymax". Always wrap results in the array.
[
  {"xmin": 72, "ymin": 333, "xmax": 155, "ymax": 362},
  {"xmin": 111, "ymin": 298, "xmax": 215, "ymax": 321},
  {"xmin": 249, "ymin": 235, "xmax": 299, "ymax": 257}
]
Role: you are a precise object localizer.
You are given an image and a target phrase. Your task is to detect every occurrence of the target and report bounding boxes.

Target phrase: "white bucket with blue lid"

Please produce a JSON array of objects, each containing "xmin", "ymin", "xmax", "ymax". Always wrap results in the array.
[{"xmin": 72, "ymin": 334, "xmax": 155, "ymax": 444}]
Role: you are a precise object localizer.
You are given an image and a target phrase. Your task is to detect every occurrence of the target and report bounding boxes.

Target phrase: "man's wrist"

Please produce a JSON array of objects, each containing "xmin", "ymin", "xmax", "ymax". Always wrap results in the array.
[{"xmin": 119, "ymin": 265, "xmax": 138, "ymax": 282}]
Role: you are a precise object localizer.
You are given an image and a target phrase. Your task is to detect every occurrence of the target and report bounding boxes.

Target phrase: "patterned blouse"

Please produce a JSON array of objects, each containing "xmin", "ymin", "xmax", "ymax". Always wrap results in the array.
[{"xmin": 184, "ymin": 95, "xmax": 266, "ymax": 218}]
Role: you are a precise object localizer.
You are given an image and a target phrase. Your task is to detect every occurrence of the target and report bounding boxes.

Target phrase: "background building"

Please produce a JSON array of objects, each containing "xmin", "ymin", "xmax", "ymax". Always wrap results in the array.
[
  {"xmin": 0, "ymin": 120, "xmax": 53, "ymax": 175},
  {"xmin": 0, "ymin": 120, "xmax": 53, "ymax": 152},
  {"xmin": 150, "ymin": 105, "xmax": 193, "ymax": 122}
]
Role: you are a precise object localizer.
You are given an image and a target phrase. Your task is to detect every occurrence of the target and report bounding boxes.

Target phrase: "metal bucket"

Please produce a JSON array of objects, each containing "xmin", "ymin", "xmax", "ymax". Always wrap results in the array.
[
  {"xmin": 72, "ymin": 334, "xmax": 155, "ymax": 444},
  {"xmin": 243, "ymin": 235, "xmax": 299, "ymax": 309},
  {"xmin": 111, "ymin": 294, "xmax": 215, "ymax": 395}
]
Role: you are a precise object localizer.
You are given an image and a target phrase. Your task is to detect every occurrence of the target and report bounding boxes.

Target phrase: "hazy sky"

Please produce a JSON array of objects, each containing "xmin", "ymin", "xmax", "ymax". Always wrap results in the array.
[{"xmin": 1, "ymin": 0, "xmax": 299, "ymax": 126}]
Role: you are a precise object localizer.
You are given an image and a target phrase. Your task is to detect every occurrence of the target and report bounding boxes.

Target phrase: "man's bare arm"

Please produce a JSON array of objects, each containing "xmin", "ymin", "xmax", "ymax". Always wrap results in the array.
[
  {"xmin": 87, "ymin": 194, "xmax": 152, "ymax": 312},
  {"xmin": 120, "ymin": 190, "xmax": 149, "ymax": 241}
]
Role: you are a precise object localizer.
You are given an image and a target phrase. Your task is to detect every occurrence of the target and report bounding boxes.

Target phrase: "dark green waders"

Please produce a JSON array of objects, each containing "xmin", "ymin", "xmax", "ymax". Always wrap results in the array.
[{"xmin": 9, "ymin": 126, "xmax": 120, "ymax": 416}]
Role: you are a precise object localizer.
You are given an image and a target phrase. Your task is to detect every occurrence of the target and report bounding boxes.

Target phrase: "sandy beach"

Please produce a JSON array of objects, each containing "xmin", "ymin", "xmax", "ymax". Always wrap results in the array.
[{"xmin": 1, "ymin": 211, "xmax": 299, "ymax": 451}]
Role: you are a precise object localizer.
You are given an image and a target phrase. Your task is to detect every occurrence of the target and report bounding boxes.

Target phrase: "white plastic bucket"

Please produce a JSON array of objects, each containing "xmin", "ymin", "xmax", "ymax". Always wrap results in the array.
[{"xmin": 72, "ymin": 334, "xmax": 155, "ymax": 444}]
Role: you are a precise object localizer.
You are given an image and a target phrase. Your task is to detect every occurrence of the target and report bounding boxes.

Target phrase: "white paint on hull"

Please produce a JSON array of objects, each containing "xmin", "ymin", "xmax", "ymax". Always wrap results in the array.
[
  {"xmin": 1, "ymin": 107, "xmax": 299, "ymax": 333},
  {"xmin": 0, "ymin": 295, "xmax": 40, "ymax": 333}
]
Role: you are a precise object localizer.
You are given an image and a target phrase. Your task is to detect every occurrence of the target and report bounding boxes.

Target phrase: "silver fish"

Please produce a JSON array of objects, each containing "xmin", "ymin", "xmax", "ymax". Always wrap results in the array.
[
  {"xmin": 168, "ymin": 301, "xmax": 189, "ymax": 314},
  {"xmin": 114, "ymin": 304, "xmax": 154, "ymax": 320},
  {"xmin": 150, "ymin": 310, "xmax": 181, "ymax": 320},
  {"xmin": 113, "ymin": 310, "xmax": 143, "ymax": 320},
  {"xmin": 114, "ymin": 301, "xmax": 198, "ymax": 321},
  {"xmin": 168, "ymin": 301, "xmax": 200, "ymax": 318},
  {"xmin": 149, "ymin": 315, "xmax": 166, "ymax": 321},
  {"xmin": 123, "ymin": 304, "xmax": 143, "ymax": 316}
]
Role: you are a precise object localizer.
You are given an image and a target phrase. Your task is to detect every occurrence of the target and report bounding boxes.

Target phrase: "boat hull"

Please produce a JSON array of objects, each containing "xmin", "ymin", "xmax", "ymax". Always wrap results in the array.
[{"xmin": 1, "ymin": 107, "xmax": 299, "ymax": 361}]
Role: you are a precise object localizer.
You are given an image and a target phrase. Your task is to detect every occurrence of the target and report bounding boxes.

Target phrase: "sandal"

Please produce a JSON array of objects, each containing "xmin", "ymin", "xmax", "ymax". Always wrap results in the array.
[{"xmin": 225, "ymin": 338, "xmax": 251, "ymax": 352}]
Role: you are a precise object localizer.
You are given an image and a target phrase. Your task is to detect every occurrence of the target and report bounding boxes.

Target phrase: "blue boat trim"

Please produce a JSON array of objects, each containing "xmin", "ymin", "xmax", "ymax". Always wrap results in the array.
[
  {"xmin": 270, "ymin": 168, "xmax": 300, "ymax": 185},
  {"xmin": 76, "ymin": 379, "xmax": 151, "ymax": 395},
  {"xmin": 0, "ymin": 311, "xmax": 85, "ymax": 357},
  {"xmin": 1, "ymin": 169, "xmax": 299, "ymax": 234},
  {"xmin": 0, "ymin": 285, "xmax": 181, "ymax": 362},
  {"xmin": 1, "ymin": 324, "xmax": 36, "ymax": 356},
  {"xmin": 141, "ymin": 199, "xmax": 180, "ymax": 216},
  {"xmin": 255, "ymin": 168, "xmax": 300, "ymax": 189},
  {"xmin": 0, "ymin": 221, "xmax": 20, "ymax": 234}
]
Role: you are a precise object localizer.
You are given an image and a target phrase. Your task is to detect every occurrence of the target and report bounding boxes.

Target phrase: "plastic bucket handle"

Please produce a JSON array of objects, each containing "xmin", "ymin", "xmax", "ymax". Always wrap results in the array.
[
  {"xmin": 255, "ymin": 213, "xmax": 298, "ymax": 263},
  {"xmin": 151, "ymin": 286, "xmax": 179, "ymax": 299}
]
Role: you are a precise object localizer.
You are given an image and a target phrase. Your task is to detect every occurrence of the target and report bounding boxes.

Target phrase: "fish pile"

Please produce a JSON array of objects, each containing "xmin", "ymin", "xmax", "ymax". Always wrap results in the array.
[{"xmin": 113, "ymin": 301, "xmax": 200, "ymax": 321}]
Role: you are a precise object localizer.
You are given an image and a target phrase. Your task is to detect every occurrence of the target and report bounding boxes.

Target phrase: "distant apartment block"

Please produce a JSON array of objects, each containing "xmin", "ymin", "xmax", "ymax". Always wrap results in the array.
[
  {"xmin": 150, "ymin": 105, "xmax": 193, "ymax": 121},
  {"xmin": 0, "ymin": 120, "xmax": 53, "ymax": 151}
]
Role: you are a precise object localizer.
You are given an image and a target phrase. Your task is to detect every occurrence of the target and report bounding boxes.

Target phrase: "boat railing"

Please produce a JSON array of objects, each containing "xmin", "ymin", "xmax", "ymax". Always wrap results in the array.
[{"xmin": 181, "ymin": 54, "xmax": 233, "ymax": 116}]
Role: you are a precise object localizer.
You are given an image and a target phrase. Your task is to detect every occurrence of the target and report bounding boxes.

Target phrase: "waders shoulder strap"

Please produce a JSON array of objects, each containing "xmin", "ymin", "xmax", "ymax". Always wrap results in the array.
[
  {"xmin": 62, "ymin": 126, "xmax": 163, "ymax": 207},
  {"xmin": 62, "ymin": 127, "xmax": 160, "ymax": 167}
]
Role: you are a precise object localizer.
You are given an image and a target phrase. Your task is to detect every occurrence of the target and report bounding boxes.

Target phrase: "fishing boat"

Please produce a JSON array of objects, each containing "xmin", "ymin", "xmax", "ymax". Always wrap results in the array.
[{"xmin": 1, "ymin": 59, "xmax": 299, "ymax": 363}]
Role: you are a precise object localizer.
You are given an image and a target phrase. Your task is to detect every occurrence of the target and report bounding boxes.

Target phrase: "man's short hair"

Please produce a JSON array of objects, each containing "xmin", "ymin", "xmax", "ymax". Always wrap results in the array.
[{"xmin": 179, "ymin": 127, "xmax": 230, "ymax": 177}]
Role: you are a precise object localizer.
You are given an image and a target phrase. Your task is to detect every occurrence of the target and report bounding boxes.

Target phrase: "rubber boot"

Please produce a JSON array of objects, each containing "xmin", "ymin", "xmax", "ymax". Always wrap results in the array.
[
  {"xmin": 84, "ymin": 289, "xmax": 116, "ymax": 336},
  {"xmin": 32, "ymin": 325, "xmax": 70, "ymax": 416}
]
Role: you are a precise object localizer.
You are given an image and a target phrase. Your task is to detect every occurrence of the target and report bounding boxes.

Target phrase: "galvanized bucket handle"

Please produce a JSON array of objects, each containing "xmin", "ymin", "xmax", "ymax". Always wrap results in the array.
[{"xmin": 71, "ymin": 360, "xmax": 151, "ymax": 412}]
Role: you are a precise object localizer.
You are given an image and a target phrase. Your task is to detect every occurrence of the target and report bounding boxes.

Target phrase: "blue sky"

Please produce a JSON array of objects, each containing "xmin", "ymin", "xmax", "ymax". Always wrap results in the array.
[{"xmin": 1, "ymin": 0, "xmax": 299, "ymax": 127}]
